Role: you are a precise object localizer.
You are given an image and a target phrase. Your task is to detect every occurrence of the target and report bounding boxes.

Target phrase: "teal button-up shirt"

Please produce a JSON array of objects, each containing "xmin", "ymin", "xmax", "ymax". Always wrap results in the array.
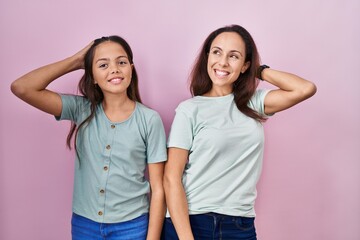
[{"xmin": 57, "ymin": 95, "xmax": 167, "ymax": 223}]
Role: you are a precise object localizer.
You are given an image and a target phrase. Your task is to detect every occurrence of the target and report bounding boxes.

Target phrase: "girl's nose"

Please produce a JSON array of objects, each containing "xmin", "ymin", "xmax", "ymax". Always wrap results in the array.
[
  {"xmin": 110, "ymin": 63, "xmax": 120, "ymax": 74},
  {"xmin": 111, "ymin": 68, "xmax": 119, "ymax": 74}
]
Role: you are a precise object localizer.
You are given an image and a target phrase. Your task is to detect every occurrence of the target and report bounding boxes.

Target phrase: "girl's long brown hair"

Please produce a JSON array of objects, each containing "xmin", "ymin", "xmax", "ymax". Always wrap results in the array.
[
  {"xmin": 66, "ymin": 36, "xmax": 142, "ymax": 149},
  {"xmin": 190, "ymin": 25, "xmax": 266, "ymax": 122}
]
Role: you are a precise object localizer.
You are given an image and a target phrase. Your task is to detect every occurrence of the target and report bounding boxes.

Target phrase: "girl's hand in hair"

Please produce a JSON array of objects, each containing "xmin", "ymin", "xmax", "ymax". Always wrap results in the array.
[{"xmin": 71, "ymin": 41, "xmax": 94, "ymax": 70}]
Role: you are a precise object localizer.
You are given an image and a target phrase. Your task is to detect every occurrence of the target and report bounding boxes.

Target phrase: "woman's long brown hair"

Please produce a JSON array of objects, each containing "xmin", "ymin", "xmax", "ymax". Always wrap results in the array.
[{"xmin": 190, "ymin": 25, "xmax": 266, "ymax": 122}]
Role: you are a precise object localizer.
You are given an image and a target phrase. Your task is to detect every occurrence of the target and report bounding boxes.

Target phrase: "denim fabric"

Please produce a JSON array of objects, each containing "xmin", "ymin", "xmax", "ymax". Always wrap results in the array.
[
  {"xmin": 71, "ymin": 213, "xmax": 148, "ymax": 240},
  {"xmin": 162, "ymin": 213, "xmax": 256, "ymax": 240}
]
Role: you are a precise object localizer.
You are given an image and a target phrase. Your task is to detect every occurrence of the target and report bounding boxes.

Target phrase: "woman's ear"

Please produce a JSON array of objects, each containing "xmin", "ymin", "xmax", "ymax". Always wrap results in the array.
[{"xmin": 241, "ymin": 61, "xmax": 251, "ymax": 73}]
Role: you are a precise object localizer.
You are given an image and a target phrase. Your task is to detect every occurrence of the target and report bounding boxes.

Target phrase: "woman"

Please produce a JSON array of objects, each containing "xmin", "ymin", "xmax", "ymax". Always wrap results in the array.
[
  {"xmin": 11, "ymin": 36, "xmax": 167, "ymax": 240},
  {"xmin": 163, "ymin": 25, "xmax": 317, "ymax": 239}
]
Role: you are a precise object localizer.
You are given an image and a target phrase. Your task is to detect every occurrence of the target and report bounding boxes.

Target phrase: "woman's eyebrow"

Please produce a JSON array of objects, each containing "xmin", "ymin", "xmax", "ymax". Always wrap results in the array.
[{"xmin": 211, "ymin": 46, "xmax": 243, "ymax": 56}]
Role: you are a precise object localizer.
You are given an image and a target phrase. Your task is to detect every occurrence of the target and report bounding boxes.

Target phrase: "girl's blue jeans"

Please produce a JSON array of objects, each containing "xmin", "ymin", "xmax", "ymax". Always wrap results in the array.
[
  {"xmin": 71, "ymin": 212, "xmax": 148, "ymax": 240},
  {"xmin": 162, "ymin": 212, "xmax": 257, "ymax": 240}
]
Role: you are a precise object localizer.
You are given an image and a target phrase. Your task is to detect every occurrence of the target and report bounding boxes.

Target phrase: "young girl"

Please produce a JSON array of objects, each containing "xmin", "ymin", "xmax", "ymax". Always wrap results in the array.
[
  {"xmin": 11, "ymin": 36, "xmax": 167, "ymax": 240},
  {"xmin": 163, "ymin": 25, "xmax": 317, "ymax": 239}
]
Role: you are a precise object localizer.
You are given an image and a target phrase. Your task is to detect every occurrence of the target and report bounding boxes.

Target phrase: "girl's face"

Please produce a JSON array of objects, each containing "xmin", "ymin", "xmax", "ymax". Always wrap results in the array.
[
  {"xmin": 92, "ymin": 41, "xmax": 133, "ymax": 97},
  {"xmin": 207, "ymin": 32, "xmax": 250, "ymax": 95}
]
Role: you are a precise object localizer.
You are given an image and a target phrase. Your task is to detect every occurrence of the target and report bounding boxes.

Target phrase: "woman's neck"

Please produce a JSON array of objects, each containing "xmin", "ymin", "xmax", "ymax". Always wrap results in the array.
[{"xmin": 203, "ymin": 87, "xmax": 233, "ymax": 97}]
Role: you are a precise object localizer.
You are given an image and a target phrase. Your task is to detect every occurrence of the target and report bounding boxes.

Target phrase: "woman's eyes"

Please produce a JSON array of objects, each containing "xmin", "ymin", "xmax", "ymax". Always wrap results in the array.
[
  {"xmin": 211, "ymin": 50, "xmax": 239, "ymax": 60},
  {"xmin": 212, "ymin": 50, "xmax": 221, "ymax": 55}
]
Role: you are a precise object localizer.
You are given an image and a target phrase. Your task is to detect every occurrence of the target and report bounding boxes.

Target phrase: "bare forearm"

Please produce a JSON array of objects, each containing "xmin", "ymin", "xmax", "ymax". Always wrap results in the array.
[
  {"xmin": 261, "ymin": 68, "xmax": 317, "ymax": 114},
  {"xmin": 164, "ymin": 181, "xmax": 194, "ymax": 240},
  {"xmin": 10, "ymin": 56, "xmax": 83, "ymax": 116},
  {"xmin": 262, "ymin": 68, "xmax": 316, "ymax": 97},
  {"xmin": 11, "ymin": 56, "xmax": 82, "ymax": 94},
  {"xmin": 147, "ymin": 190, "xmax": 166, "ymax": 240},
  {"xmin": 11, "ymin": 41, "xmax": 92, "ymax": 116}
]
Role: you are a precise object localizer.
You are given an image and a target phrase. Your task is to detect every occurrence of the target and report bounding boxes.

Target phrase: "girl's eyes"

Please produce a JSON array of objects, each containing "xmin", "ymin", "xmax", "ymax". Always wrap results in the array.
[
  {"xmin": 98, "ymin": 60, "xmax": 128, "ymax": 68},
  {"xmin": 118, "ymin": 60, "xmax": 128, "ymax": 65}
]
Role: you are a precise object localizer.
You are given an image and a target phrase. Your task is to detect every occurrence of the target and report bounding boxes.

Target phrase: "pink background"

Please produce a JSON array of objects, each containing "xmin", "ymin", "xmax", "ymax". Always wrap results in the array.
[{"xmin": 1, "ymin": 0, "xmax": 359, "ymax": 239}]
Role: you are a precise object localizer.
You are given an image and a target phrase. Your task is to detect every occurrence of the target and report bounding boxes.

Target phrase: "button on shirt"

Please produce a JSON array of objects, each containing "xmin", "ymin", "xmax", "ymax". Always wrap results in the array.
[{"xmin": 57, "ymin": 95, "xmax": 167, "ymax": 223}]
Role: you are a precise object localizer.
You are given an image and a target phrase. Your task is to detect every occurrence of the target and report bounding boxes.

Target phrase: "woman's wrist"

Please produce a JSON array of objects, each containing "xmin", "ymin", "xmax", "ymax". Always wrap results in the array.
[{"xmin": 257, "ymin": 65, "xmax": 270, "ymax": 81}]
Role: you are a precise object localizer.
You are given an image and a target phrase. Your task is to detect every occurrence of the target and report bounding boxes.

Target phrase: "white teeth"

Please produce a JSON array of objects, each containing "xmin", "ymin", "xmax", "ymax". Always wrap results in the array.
[
  {"xmin": 109, "ymin": 78, "xmax": 122, "ymax": 84},
  {"xmin": 215, "ymin": 70, "xmax": 229, "ymax": 76}
]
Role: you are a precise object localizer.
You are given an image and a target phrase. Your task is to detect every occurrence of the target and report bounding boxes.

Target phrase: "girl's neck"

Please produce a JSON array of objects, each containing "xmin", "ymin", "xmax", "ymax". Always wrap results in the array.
[{"xmin": 102, "ymin": 94, "xmax": 136, "ymax": 122}]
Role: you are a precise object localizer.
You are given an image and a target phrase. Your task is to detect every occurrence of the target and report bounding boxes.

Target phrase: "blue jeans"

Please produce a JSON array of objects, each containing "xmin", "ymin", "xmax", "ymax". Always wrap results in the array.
[
  {"xmin": 71, "ymin": 213, "xmax": 148, "ymax": 240},
  {"xmin": 162, "ymin": 213, "xmax": 256, "ymax": 240}
]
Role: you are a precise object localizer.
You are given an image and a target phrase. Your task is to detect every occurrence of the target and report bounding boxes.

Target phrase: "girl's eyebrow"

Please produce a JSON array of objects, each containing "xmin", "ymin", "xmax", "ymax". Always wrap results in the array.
[
  {"xmin": 95, "ymin": 55, "xmax": 128, "ymax": 63},
  {"xmin": 211, "ymin": 46, "xmax": 243, "ymax": 57}
]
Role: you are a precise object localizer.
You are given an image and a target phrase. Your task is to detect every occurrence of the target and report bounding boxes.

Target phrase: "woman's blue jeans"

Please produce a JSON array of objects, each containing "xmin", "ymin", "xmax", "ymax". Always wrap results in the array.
[
  {"xmin": 71, "ymin": 213, "xmax": 148, "ymax": 240},
  {"xmin": 162, "ymin": 213, "xmax": 257, "ymax": 240}
]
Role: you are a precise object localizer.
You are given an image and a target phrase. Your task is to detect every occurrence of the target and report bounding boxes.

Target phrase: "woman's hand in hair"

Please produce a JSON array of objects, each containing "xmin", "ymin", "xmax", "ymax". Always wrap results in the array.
[{"xmin": 262, "ymin": 68, "xmax": 317, "ymax": 115}]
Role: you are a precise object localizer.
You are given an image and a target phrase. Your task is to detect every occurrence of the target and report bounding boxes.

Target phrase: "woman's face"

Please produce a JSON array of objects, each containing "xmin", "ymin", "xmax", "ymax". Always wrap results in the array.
[
  {"xmin": 92, "ymin": 41, "xmax": 133, "ymax": 97},
  {"xmin": 207, "ymin": 32, "xmax": 250, "ymax": 95}
]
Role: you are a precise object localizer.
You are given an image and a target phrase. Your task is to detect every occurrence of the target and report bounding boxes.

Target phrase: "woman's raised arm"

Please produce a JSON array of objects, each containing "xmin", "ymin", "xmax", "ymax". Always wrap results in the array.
[{"xmin": 261, "ymin": 68, "xmax": 317, "ymax": 115}]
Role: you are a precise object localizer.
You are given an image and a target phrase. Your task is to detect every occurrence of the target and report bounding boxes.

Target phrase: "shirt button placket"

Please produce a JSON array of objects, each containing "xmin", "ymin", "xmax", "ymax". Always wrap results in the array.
[{"xmin": 98, "ymin": 123, "xmax": 116, "ymax": 221}]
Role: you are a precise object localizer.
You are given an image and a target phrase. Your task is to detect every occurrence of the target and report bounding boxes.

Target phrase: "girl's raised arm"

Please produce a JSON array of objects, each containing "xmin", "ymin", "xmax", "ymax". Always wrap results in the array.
[{"xmin": 11, "ymin": 42, "xmax": 92, "ymax": 116}]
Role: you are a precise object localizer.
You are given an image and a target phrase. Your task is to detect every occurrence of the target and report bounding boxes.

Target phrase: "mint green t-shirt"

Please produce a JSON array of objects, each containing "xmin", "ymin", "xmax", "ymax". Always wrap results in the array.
[
  {"xmin": 57, "ymin": 95, "xmax": 167, "ymax": 223},
  {"xmin": 167, "ymin": 89, "xmax": 270, "ymax": 217}
]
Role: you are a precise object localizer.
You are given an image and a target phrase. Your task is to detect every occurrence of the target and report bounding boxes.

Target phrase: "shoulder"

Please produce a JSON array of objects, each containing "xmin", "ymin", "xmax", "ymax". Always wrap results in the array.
[
  {"xmin": 134, "ymin": 103, "xmax": 166, "ymax": 134},
  {"xmin": 136, "ymin": 102, "xmax": 160, "ymax": 116},
  {"xmin": 176, "ymin": 97, "xmax": 201, "ymax": 114},
  {"xmin": 135, "ymin": 102, "xmax": 163, "ymax": 123}
]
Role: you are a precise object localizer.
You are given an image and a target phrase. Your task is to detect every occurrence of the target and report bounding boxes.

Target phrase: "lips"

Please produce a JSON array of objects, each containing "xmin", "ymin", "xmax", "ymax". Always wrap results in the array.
[
  {"xmin": 214, "ymin": 69, "xmax": 230, "ymax": 77},
  {"xmin": 108, "ymin": 77, "xmax": 123, "ymax": 84}
]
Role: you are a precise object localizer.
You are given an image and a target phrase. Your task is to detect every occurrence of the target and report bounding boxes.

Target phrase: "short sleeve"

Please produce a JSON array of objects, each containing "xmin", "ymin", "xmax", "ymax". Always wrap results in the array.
[
  {"xmin": 146, "ymin": 113, "xmax": 167, "ymax": 164},
  {"xmin": 167, "ymin": 104, "xmax": 194, "ymax": 150},
  {"xmin": 248, "ymin": 89, "xmax": 273, "ymax": 117},
  {"xmin": 55, "ymin": 94, "xmax": 87, "ymax": 123}
]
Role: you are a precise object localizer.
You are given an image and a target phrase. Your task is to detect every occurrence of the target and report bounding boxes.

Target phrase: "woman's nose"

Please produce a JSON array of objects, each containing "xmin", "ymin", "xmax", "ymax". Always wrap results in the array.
[{"xmin": 219, "ymin": 55, "xmax": 229, "ymax": 66}]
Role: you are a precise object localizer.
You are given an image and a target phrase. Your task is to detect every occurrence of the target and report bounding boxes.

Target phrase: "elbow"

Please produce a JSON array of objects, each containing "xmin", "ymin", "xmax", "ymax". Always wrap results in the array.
[
  {"xmin": 10, "ymin": 80, "xmax": 27, "ymax": 99},
  {"xmin": 307, "ymin": 82, "xmax": 317, "ymax": 97},
  {"xmin": 150, "ymin": 184, "xmax": 165, "ymax": 200},
  {"xmin": 301, "ymin": 81, "xmax": 317, "ymax": 100}
]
